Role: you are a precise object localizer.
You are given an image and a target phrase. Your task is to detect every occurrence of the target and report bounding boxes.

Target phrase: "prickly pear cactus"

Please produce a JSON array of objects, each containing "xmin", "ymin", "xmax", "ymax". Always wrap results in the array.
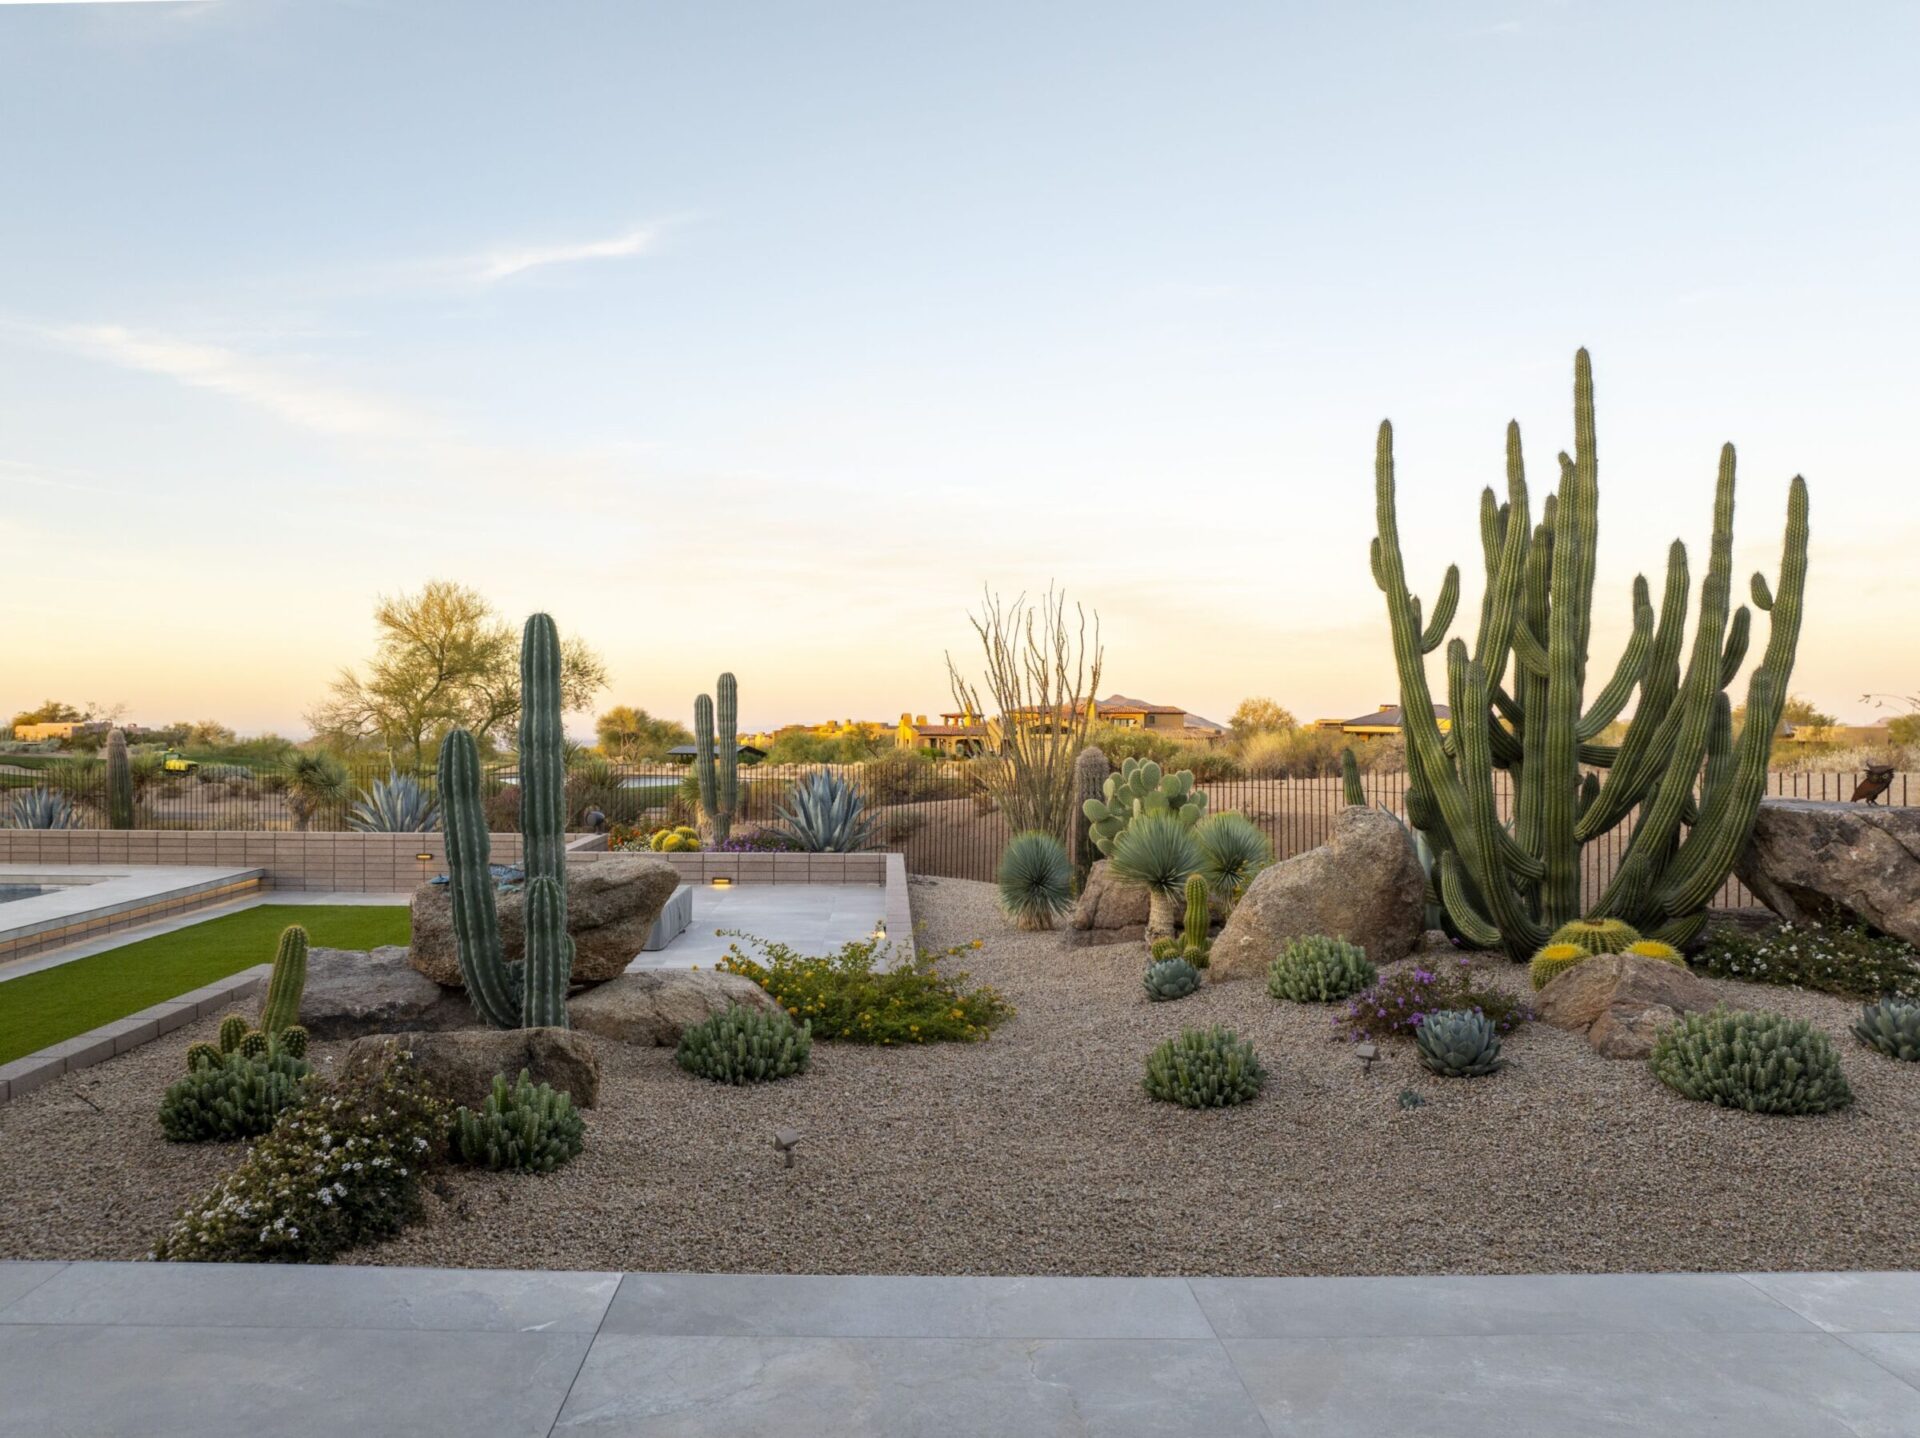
[{"xmin": 1082, "ymin": 758, "xmax": 1208, "ymax": 856}]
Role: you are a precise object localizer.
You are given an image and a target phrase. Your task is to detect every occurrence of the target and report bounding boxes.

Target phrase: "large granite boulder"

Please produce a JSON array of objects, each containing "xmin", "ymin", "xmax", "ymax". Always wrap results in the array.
[
  {"xmin": 344, "ymin": 1026, "xmax": 601, "ymax": 1107},
  {"xmin": 299, "ymin": 945, "xmax": 472, "ymax": 1040},
  {"xmin": 409, "ymin": 854, "xmax": 678, "ymax": 988},
  {"xmin": 1535, "ymin": 952, "xmax": 1721, "ymax": 1059},
  {"xmin": 1209, "ymin": 806, "xmax": 1425, "ymax": 981},
  {"xmin": 570, "ymin": 969, "xmax": 780, "ymax": 1047},
  {"xmin": 1063, "ymin": 860, "xmax": 1152, "ymax": 948},
  {"xmin": 1735, "ymin": 799, "xmax": 1920, "ymax": 946}
]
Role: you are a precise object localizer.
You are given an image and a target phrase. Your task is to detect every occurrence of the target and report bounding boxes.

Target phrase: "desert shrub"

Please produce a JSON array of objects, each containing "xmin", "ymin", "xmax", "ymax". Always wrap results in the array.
[
  {"xmin": 152, "ymin": 1059, "xmax": 449, "ymax": 1263},
  {"xmin": 1336, "ymin": 959, "xmax": 1531, "ymax": 1043},
  {"xmin": 1143, "ymin": 956, "xmax": 1202, "ymax": 1001},
  {"xmin": 882, "ymin": 809, "xmax": 929, "ymax": 844},
  {"xmin": 1528, "ymin": 942, "xmax": 1590, "ymax": 990},
  {"xmin": 1085, "ymin": 723, "xmax": 1183, "ymax": 768},
  {"xmin": 1650, "ymin": 1008, "xmax": 1853, "ymax": 1115},
  {"xmin": 1237, "ymin": 728, "xmax": 1347, "ymax": 778},
  {"xmin": 1547, "ymin": 918, "xmax": 1643, "ymax": 956},
  {"xmin": 676, "ymin": 1005, "xmax": 813, "ymax": 1084},
  {"xmin": 996, "ymin": 831, "xmax": 1074, "ymax": 930},
  {"xmin": 158, "ymin": 1050, "xmax": 312, "ymax": 1143},
  {"xmin": 1692, "ymin": 921, "xmax": 1920, "ymax": 1001},
  {"xmin": 1143, "ymin": 1027, "xmax": 1266, "ymax": 1108},
  {"xmin": 1415, "ymin": 1009, "xmax": 1506, "ymax": 1077},
  {"xmin": 1267, "ymin": 935, "xmax": 1376, "ymax": 1003},
  {"xmin": 1172, "ymin": 744, "xmax": 1241, "ymax": 782},
  {"xmin": 716, "ymin": 932, "xmax": 1012, "ymax": 1044},
  {"xmin": 451, "ymin": 1069, "xmax": 585, "ymax": 1171},
  {"xmin": 1851, "ymin": 998, "xmax": 1920, "ymax": 1061},
  {"xmin": 860, "ymin": 748, "xmax": 955, "ymax": 805}
]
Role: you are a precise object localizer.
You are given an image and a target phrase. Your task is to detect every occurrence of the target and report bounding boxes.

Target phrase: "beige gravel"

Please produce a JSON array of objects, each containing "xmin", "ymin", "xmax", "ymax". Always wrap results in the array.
[{"xmin": 3, "ymin": 876, "xmax": 1917, "ymax": 1275}]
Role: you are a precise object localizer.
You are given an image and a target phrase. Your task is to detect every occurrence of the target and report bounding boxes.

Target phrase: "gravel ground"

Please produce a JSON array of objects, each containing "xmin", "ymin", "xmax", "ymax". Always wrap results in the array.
[{"xmin": 3, "ymin": 876, "xmax": 1917, "ymax": 1276}]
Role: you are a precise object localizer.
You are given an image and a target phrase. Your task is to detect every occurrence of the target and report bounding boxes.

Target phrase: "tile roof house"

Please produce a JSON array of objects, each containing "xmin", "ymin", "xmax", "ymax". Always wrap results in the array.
[{"xmin": 1314, "ymin": 702, "xmax": 1452, "ymax": 740}]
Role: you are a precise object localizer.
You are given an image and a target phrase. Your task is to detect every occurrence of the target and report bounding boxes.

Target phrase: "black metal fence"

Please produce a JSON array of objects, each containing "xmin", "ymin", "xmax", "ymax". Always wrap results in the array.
[{"xmin": 2, "ymin": 755, "xmax": 1909, "ymax": 908}]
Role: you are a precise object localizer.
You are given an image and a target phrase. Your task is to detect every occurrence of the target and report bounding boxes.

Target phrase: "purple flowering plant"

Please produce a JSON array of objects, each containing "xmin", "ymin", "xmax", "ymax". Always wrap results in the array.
[{"xmin": 1335, "ymin": 956, "xmax": 1531, "ymax": 1043}]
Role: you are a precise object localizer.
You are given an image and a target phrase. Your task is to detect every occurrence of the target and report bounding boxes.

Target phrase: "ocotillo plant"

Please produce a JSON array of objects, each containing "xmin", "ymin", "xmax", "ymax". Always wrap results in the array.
[
  {"xmin": 436, "ymin": 613, "xmax": 576, "ymax": 1029},
  {"xmin": 259, "ymin": 925, "xmax": 308, "ymax": 1035},
  {"xmin": 694, "ymin": 672, "xmax": 739, "ymax": 844},
  {"xmin": 1372, "ymin": 350, "xmax": 1807, "ymax": 958},
  {"xmin": 105, "ymin": 728, "xmax": 134, "ymax": 830}
]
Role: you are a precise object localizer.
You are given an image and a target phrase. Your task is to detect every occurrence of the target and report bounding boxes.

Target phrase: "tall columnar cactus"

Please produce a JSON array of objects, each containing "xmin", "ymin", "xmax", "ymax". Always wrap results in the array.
[
  {"xmin": 1067, "ymin": 745, "xmax": 1110, "ymax": 890},
  {"xmin": 105, "ymin": 727, "xmax": 134, "ymax": 830},
  {"xmin": 694, "ymin": 672, "xmax": 739, "ymax": 844},
  {"xmin": 1340, "ymin": 746, "xmax": 1366, "ymax": 808},
  {"xmin": 1372, "ymin": 350, "xmax": 1808, "ymax": 958},
  {"xmin": 436, "ymin": 613, "xmax": 575, "ymax": 1030},
  {"xmin": 259, "ymin": 924, "xmax": 308, "ymax": 1035},
  {"xmin": 1182, "ymin": 873, "xmax": 1210, "ymax": 954}
]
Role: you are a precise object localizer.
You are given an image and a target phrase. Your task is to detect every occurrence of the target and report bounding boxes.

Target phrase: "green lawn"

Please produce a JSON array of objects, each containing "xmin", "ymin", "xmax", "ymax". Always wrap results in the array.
[{"xmin": 0, "ymin": 904, "xmax": 409, "ymax": 1065}]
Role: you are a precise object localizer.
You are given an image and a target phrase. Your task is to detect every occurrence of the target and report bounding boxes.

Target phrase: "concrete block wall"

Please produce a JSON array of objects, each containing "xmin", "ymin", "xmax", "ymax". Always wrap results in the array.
[{"xmin": 0, "ymin": 830, "xmax": 529, "ymax": 893}]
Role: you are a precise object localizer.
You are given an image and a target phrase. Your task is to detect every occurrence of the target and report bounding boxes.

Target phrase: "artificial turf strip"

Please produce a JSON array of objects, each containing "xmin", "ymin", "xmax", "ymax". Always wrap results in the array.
[{"xmin": 0, "ymin": 904, "xmax": 409, "ymax": 1066}]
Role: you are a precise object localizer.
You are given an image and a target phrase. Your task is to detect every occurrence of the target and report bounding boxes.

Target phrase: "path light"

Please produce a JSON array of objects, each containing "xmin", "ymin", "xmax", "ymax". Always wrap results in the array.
[
  {"xmin": 415, "ymin": 851, "xmax": 434, "ymax": 885},
  {"xmin": 1356, "ymin": 1043, "xmax": 1379, "ymax": 1074},
  {"xmin": 870, "ymin": 920, "xmax": 887, "ymax": 943},
  {"xmin": 773, "ymin": 1126, "xmax": 802, "ymax": 1169},
  {"xmin": 712, "ymin": 876, "xmax": 733, "ymax": 889}
]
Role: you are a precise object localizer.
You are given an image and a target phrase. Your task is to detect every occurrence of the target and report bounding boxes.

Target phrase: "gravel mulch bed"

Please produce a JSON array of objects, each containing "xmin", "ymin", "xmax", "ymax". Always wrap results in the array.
[{"xmin": 3, "ymin": 876, "xmax": 1917, "ymax": 1275}]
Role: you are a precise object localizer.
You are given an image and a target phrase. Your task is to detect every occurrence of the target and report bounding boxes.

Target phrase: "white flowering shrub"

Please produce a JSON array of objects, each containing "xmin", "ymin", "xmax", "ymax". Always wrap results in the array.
[
  {"xmin": 152, "ymin": 1058, "xmax": 449, "ymax": 1263},
  {"xmin": 1694, "ymin": 922, "xmax": 1920, "ymax": 1002}
]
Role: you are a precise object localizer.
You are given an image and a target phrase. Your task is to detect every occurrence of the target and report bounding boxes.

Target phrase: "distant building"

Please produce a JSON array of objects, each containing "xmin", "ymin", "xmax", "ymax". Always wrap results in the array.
[
  {"xmin": 11, "ymin": 720, "xmax": 110, "ymax": 742},
  {"xmin": 896, "ymin": 711, "xmax": 993, "ymax": 757},
  {"xmin": 742, "ymin": 719, "xmax": 893, "ymax": 749},
  {"xmin": 1781, "ymin": 722, "xmax": 1892, "ymax": 748},
  {"xmin": 895, "ymin": 693, "xmax": 1228, "ymax": 755},
  {"xmin": 1093, "ymin": 694, "xmax": 1229, "ymax": 745},
  {"xmin": 664, "ymin": 743, "xmax": 768, "ymax": 765},
  {"xmin": 1314, "ymin": 703, "xmax": 1452, "ymax": 742}
]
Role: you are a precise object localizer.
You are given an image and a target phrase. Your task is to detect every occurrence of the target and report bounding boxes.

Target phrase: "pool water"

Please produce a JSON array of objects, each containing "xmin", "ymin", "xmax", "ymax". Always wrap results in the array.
[{"xmin": 0, "ymin": 886, "xmax": 54, "ymax": 905}]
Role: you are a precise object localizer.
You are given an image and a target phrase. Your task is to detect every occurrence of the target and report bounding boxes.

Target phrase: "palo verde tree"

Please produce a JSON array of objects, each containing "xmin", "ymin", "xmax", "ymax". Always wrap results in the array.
[{"xmin": 1372, "ymin": 350, "xmax": 1808, "ymax": 958}]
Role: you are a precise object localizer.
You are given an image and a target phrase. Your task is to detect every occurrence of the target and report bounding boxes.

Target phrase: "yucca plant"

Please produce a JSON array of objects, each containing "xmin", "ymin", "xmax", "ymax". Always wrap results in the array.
[
  {"xmin": 1853, "ymin": 998, "xmax": 1920, "ymax": 1061},
  {"xmin": 1107, "ymin": 813, "xmax": 1204, "ymax": 937},
  {"xmin": 348, "ymin": 771, "xmax": 441, "ymax": 832},
  {"xmin": 996, "ymin": 831, "xmax": 1074, "ymax": 931},
  {"xmin": 768, "ymin": 771, "xmax": 877, "ymax": 853},
  {"xmin": 1192, "ymin": 812, "xmax": 1274, "ymax": 902},
  {"xmin": 1, "ymin": 786, "xmax": 83, "ymax": 829},
  {"xmin": 283, "ymin": 751, "xmax": 351, "ymax": 832}
]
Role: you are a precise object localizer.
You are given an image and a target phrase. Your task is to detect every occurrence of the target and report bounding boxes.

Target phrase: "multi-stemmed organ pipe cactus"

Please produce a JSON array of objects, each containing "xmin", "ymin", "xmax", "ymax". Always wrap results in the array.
[
  {"xmin": 436, "ymin": 613, "xmax": 576, "ymax": 1030},
  {"xmin": 695, "ymin": 672, "xmax": 739, "ymax": 845},
  {"xmin": 1372, "ymin": 350, "xmax": 1808, "ymax": 959}
]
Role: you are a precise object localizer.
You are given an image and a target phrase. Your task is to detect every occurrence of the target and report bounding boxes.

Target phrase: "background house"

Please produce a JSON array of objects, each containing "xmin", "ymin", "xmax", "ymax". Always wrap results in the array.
[{"xmin": 1314, "ymin": 703, "xmax": 1453, "ymax": 742}]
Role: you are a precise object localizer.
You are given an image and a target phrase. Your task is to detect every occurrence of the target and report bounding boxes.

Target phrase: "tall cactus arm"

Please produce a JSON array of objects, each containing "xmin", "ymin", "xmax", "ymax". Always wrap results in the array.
[
  {"xmin": 1437, "ymin": 851, "xmax": 1504, "ymax": 949},
  {"xmin": 694, "ymin": 693, "xmax": 717, "ymax": 818},
  {"xmin": 260, "ymin": 925, "xmax": 309, "ymax": 1035},
  {"xmin": 519, "ymin": 614, "xmax": 568, "ymax": 887},
  {"xmin": 1657, "ymin": 475, "xmax": 1808, "ymax": 917},
  {"xmin": 1576, "ymin": 579, "xmax": 1654, "ymax": 741},
  {"xmin": 1717, "ymin": 606, "xmax": 1751, "ymax": 686},
  {"xmin": 520, "ymin": 875, "xmax": 573, "ymax": 1029},
  {"xmin": 1419, "ymin": 566, "xmax": 1461, "ymax": 653},
  {"xmin": 1447, "ymin": 642, "xmax": 1548, "ymax": 888},
  {"xmin": 1471, "ymin": 426, "xmax": 1533, "ymax": 691},
  {"xmin": 439, "ymin": 728, "xmax": 519, "ymax": 1029},
  {"xmin": 714, "ymin": 672, "xmax": 739, "ymax": 841}
]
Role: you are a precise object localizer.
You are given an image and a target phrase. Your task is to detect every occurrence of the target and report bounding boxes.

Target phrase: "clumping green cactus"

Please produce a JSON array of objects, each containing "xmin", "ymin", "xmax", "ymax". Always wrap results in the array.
[
  {"xmin": 105, "ymin": 727, "xmax": 135, "ymax": 830},
  {"xmin": 237, "ymin": 1029, "xmax": 271, "ymax": 1060},
  {"xmin": 1267, "ymin": 935, "xmax": 1376, "ymax": 1003},
  {"xmin": 1372, "ymin": 350, "xmax": 1810, "ymax": 958},
  {"xmin": 1143, "ymin": 956, "xmax": 1202, "ymax": 1002},
  {"xmin": 1528, "ymin": 942, "xmax": 1590, "ymax": 990},
  {"xmin": 217, "ymin": 1015, "xmax": 249, "ymax": 1054},
  {"xmin": 694, "ymin": 672, "xmax": 740, "ymax": 845},
  {"xmin": 1143, "ymin": 1027, "xmax": 1266, "ymax": 1108},
  {"xmin": 185, "ymin": 1041, "xmax": 224, "ymax": 1073},
  {"xmin": 1181, "ymin": 873, "xmax": 1211, "ymax": 958},
  {"xmin": 1340, "ymin": 746, "xmax": 1366, "ymax": 808},
  {"xmin": 1415, "ymin": 1009, "xmax": 1506, "ymax": 1077},
  {"xmin": 1549, "ymin": 918, "xmax": 1643, "ymax": 957},
  {"xmin": 259, "ymin": 924, "xmax": 308, "ymax": 1036},
  {"xmin": 1650, "ymin": 1008, "xmax": 1853, "ymax": 1115},
  {"xmin": 1853, "ymin": 998, "xmax": 1920, "ymax": 1062},
  {"xmin": 159, "ymin": 1050, "xmax": 311, "ymax": 1142},
  {"xmin": 451, "ymin": 1069, "xmax": 585, "ymax": 1172},
  {"xmin": 436, "ymin": 613, "xmax": 576, "ymax": 1030},
  {"xmin": 676, "ymin": 1005, "xmax": 812, "ymax": 1084},
  {"xmin": 1084, "ymin": 758, "xmax": 1208, "ymax": 856},
  {"xmin": 277, "ymin": 1025, "xmax": 310, "ymax": 1061}
]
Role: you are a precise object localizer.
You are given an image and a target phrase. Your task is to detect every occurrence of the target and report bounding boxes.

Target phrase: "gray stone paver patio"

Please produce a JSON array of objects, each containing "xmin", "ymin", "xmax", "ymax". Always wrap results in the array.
[{"xmin": 2, "ymin": 1264, "xmax": 1917, "ymax": 1436}]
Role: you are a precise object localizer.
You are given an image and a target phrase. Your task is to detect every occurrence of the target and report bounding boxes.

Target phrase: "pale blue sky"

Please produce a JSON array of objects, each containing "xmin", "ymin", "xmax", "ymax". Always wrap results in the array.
[{"xmin": 2, "ymin": 1, "xmax": 1915, "ymax": 735}]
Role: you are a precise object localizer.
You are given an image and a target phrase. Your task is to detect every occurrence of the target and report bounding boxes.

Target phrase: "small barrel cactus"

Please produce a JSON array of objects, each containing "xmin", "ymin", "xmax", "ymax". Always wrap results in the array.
[
  {"xmin": 1853, "ymin": 998, "xmax": 1920, "ymax": 1062},
  {"xmin": 185, "ymin": 1041, "xmax": 225, "ymax": 1073},
  {"xmin": 1547, "ymin": 918, "xmax": 1643, "ymax": 957},
  {"xmin": 1143, "ymin": 1026, "xmax": 1266, "ymax": 1108},
  {"xmin": 1267, "ymin": 935, "xmax": 1376, "ymax": 1003},
  {"xmin": 237, "ymin": 1029, "xmax": 272, "ymax": 1061},
  {"xmin": 217, "ymin": 1015, "xmax": 250, "ymax": 1054},
  {"xmin": 1528, "ymin": 942, "xmax": 1590, "ymax": 990},
  {"xmin": 277, "ymin": 1025, "xmax": 311, "ymax": 1060},
  {"xmin": 676, "ymin": 1004, "xmax": 812, "ymax": 1084},
  {"xmin": 1623, "ymin": 939, "xmax": 1686, "ymax": 966},
  {"xmin": 1143, "ymin": 956, "xmax": 1202, "ymax": 1002},
  {"xmin": 1415, "ymin": 1009, "xmax": 1505, "ymax": 1077},
  {"xmin": 1650, "ymin": 1007, "xmax": 1853, "ymax": 1115}
]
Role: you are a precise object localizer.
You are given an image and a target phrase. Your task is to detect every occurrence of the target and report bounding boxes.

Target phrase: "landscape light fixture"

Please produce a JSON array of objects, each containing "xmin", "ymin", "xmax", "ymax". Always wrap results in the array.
[{"xmin": 711, "ymin": 875, "xmax": 733, "ymax": 888}]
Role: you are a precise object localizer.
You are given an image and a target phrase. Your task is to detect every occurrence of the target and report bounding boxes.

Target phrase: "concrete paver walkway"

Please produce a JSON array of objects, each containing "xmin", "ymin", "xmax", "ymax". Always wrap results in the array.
[{"xmin": 1, "ymin": 1263, "xmax": 1916, "ymax": 1435}]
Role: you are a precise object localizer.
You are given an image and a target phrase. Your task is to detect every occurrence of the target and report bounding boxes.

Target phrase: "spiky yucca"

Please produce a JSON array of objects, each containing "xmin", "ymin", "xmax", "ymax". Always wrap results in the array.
[
  {"xmin": 1549, "ymin": 918, "xmax": 1643, "ymax": 957},
  {"xmin": 1650, "ymin": 1008, "xmax": 1852, "ymax": 1115},
  {"xmin": 1143, "ymin": 1027, "xmax": 1266, "ymax": 1108},
  {"xmin": 1529, "ymin": 942, "xmax": 1590, "ymax": 990},
  {"xmin": 1191, "ymin": 812, "xmax": 1274, "ymax": 902},
  {"xmin": 1853, "ymin": 998, "xmax": 1920, "ymax": 1062},
  {"xmin": 996, "ymin": 831, "xmax": 1074, "ymax": 931},
  {"xmin": 1107, "ymin": 813, "xmax": 1204, "ymax": 938}
]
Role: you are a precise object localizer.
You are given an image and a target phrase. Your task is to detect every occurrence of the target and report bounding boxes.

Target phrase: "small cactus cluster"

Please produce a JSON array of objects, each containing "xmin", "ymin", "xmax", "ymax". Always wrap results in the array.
[
  {"xmin": 1267, "ymin": 935, "xmax": 1376, "ymax": 1003},
  {"xmin": 451, "ymin": 1069, "xmax": 586, "ymax": 1172},
  {"xmin": 676, "ymin": 1004, "xmax": 812, "ymax": 1084},
  {"xmin": 1853, "ymin": 998, "xmax": 1920, "ymax": 1061},
  {"xmin": 1143, "ymin": 956, "xmax": 1202, "ymax": 1002},
  {"xmin": 260, "ymin": 925, "xmax": 309, "ymax": 1036},
  {"xmin": 1650, "ymin": 1007, "xmax": 1854, "ymax": 1115},
  {"xmin": 1415, "ymin": 1009, "xmax": 1506, "ymax": 1077},
  {"xmin": 1548, "ymin": 918, "xmax": 1644, "ymax": 958},
  {"xmin": 159, "ymin": 1047, "xmax": 311, "ymax": 1142},
  {"xmin": 1084, "ymin": 758, "xmax": 1208, "ymax": 856},
  {"xmin": 1143, "ymin": 1026, "xmax": 1266, "ymax": 1108},
  {"xmin": 1149, "ymin": 873, "xmax": 1214, "ymax": 966},
  {"xmin": 649, "ymin": 825, "xmax": 701, "ymax": 853}
]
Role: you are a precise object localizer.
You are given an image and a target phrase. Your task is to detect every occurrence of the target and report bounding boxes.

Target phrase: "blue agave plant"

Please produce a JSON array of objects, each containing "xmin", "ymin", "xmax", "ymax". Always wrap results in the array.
[
  {"xmin": 347, "ymin": 771, "xmax": 441, "ymax": 832},
  {"xmin": 768, "ymin": 771, "xmax": 877, "ymax": 853},
  {"xmin": 2, "ymin": 786, "xmax": 84, "ymax": 829}
]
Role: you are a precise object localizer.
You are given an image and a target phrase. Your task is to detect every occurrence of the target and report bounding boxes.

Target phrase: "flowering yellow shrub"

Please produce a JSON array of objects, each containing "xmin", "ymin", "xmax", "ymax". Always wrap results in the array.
[{"xmin": 716, "ymin": 931, "xmax": 1011, "ymax": 1044}]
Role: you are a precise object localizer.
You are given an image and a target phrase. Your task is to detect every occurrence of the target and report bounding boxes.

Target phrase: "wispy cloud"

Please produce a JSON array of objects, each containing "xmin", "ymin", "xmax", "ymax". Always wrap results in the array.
[
  {"xmin": 37, "ymin": 323, "xmax": 435, "ymax": 440},
  {"xmin": 467, "ymin": 222, "xmax": 670, "ymax": 283}
]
